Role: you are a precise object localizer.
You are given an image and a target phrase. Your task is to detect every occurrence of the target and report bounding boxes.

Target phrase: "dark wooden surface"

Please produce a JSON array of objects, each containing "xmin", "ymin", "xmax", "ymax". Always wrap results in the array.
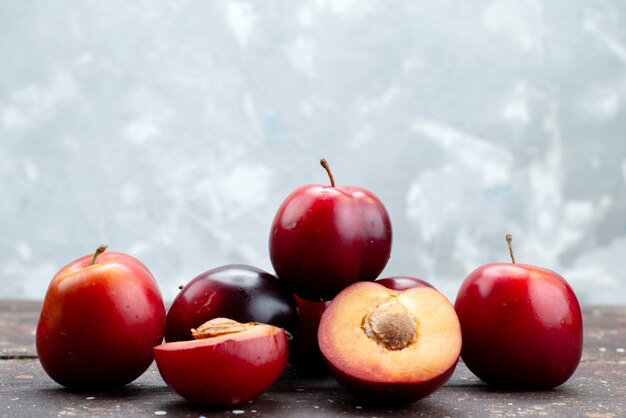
[{"xmin": 1, "ymin": 300, "xmax": 624, "ymax": 417}]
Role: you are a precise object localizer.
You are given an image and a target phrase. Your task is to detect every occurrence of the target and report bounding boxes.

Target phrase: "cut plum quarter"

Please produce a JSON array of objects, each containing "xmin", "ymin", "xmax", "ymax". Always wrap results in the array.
[
  {"xmin": 318, "ymin": 282, "xmax": 461, "ymax": 405},
  {"xmin": 154, "ymin": 318, "xmax": 289, "ymax": 407}
]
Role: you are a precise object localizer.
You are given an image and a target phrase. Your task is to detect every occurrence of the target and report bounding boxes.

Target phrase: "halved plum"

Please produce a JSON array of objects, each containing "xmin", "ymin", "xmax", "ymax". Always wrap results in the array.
[
  {"xmin": 154, "ymin": 318, "xmax": 289, "ymax": 406},
  {"xmin": 318, "ymin": 281, "xmax": 461, "ymax": 404}
]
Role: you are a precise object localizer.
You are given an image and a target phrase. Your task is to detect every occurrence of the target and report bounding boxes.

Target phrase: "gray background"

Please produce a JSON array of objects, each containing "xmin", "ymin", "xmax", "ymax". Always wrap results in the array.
[{"xmin": 1, "ymin": 1, "xmax": 625, "ymax": 304}]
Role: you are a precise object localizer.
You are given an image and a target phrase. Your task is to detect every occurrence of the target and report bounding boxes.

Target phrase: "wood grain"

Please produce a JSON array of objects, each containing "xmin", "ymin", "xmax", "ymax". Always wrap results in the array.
[{"xmin": 0, "ymin": 300, "xmax": 40, "ymax": 359}]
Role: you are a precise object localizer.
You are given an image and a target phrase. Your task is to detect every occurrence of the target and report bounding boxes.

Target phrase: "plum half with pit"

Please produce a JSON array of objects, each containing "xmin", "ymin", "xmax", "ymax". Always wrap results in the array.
[
  {"xmin": 318, "ymin": 281, "xmax": 461, "ymax": 405},
  {"xmin": 155, "ymin": 318, "xmax": 289, "ymax": 406}
]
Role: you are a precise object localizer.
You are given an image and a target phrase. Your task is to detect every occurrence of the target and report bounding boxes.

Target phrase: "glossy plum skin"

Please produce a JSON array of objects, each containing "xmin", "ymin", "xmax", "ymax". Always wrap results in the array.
[
  {"xmin": 154, "ymin": 325, "xmax": 289, "ymax": 406},
  {"xmin": 328, "ymin": 361, "xmax": 457, "ymax": 405},
  {"xmin": 165, "ymin": 264, "xmax": 299, "ymax": 342},
  {"xmin": 270, "ymin": 184, "xmax": 392, "ymax": 301},
  {"xmin": 291, "ymin": 295, "xmax": 330, "ymax": 375},
  {"xmin": 376, "ymin": 276, "xmax": 434, "ymax": 291},
  {"xmin": 455, "ymin": 263, "xmax": 583, "ymax": 389},
  {"xmin": 36, "ymin": 251, "xmax": 166, "ymax": 389}
]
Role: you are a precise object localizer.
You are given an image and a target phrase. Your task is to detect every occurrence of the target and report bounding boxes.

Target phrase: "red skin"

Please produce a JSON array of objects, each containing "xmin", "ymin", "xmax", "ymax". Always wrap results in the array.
[
  {"xmin": 269, "ymin": 184, "xmax": 392, "ymax": 301},
  {"xmin": 328, "ymin": 360, "xmax": 457, "ymax": 405},
  {"xmin": 376, "ymin": 276, "xmax": 434, "ymax": 291},
  {"xmin": 165, "ymin": 265, "xmax": 298, "ymax": 343},
  {"xmin": 291, "ymin": 295, "xmax": 330, "ymax": 375},
  {"xmin": 455, "ymin": 262, "xmax": 583, "ymax": 389},
  {"xmin": 154, "ymin": 326, "xmax": 289, "ymax": 406},
  {"xmin": 36, "ymin": 251, "xmax": 166, "ymax": 389}
]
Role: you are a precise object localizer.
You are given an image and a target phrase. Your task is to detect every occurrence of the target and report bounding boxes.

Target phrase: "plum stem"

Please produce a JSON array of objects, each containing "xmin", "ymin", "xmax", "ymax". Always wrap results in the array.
[
  {"xmin": 91, "ymin": 244, "xmax": 108, "ymax": 265},
  {"xmin": 320, "ymin": 159, "xmax": 335, "ymax": 187},
  {"xmin": 506, "ymin": 234, "xmax": 516, "ymax": 264}
]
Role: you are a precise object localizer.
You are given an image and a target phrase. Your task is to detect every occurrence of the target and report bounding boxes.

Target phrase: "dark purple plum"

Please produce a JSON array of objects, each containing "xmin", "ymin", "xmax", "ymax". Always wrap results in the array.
[{"xmin": 165, "ymin": 264, "xmax": 299, "ymax": 343}]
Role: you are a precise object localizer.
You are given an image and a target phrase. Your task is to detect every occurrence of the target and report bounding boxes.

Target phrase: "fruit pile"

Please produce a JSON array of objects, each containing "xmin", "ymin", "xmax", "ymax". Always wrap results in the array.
[{"xmin": 36, "ymin": 160, "xmax": 583, "ymax": 407}]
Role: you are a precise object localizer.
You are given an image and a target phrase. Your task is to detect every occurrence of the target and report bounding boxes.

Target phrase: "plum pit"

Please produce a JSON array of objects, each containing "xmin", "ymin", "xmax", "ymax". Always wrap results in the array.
[{"xmin": 361, "ymin": 299, "xmax": 416, "ymax": 351}]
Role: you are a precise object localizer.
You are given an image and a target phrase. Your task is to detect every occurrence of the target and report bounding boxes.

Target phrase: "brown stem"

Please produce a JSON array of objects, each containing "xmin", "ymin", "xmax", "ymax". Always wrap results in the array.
[
  {"xmin": 91, "ymin": 244, "xmax": 108, "ymax": 265},
  {"xmin": 320, "ymin": 159, "xmax": 336, "ymax": 187},
  {"xmin": 505, "ymin": 234, "xmax": 516, "ymax": 264}
]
